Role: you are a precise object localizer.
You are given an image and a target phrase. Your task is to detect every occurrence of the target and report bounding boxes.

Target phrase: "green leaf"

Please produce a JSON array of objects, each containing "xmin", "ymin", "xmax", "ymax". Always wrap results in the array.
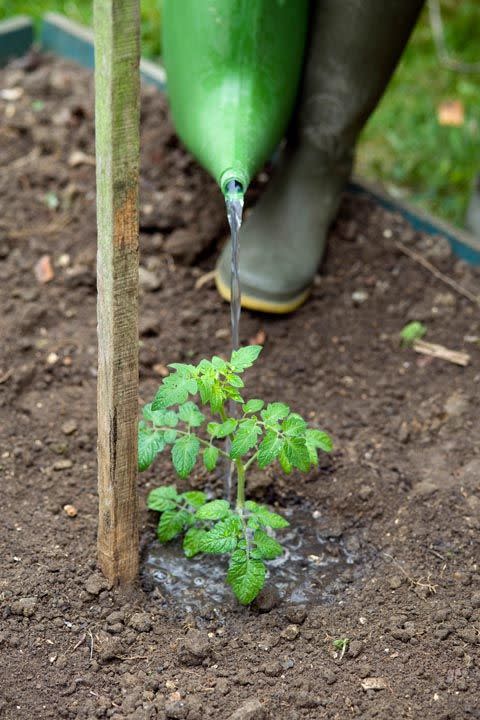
[
  {"xmin": 171, "ymin": 435, "xmax": 200, "ymax": 478},
  {"xmin": 246, "ymin": 501, "xmax": 290, "ymax": 529},
  {"xmin": 257, "ymin": 430, "xmax": 283, "ymax": 469},
  {"xmin": 195, "ymin": 499, "xmax": 231, "ymax": 521},
  {"xmin": 178, "ymin": 401, "xmax": 205, "ymax": 427},
  {"xmin": 227, "ymin": 373, "xmax": 244, "ymax": 388},
  {"xmin": 279, "ymin": 447, "xmax": 292, "ymax": 474},
  {"xmin": 230, "ymin": 345, "xmax": 262, "ymax": 372},
  {"xmin": 142, "ymin": 403, "xmax": 167, "ymax": 426},
  {"xmin": 181, "ymin": 491, "xmax": 207, "ymax": 508},
  {"xmin": 282, "ymin": 413, "xmax": 307, "ymax": 436},
  {"xmin": 162, "ymin": 411, "xmax": 179, "ymax": 427},
  {"xmin": 183, "ymin": 527, "xmax": 207, "ymax": 558},
  {"xmin": 226, "ymin": 549, "xmax": 266, "ymax": 604},
  {"xmin": 207, "ymin": 419, "xmax": 237, "ymax": 438},
  {"xmin": 283, "ymin": 436, "xmax": 311, "ymax": 472},
  {"xmin": 209, "ymin": 384, "xmax": 224, "ymax": 414},
  {"xmin": 230, "ymin": 419, "xmax": 262, "ymax": 459},
  {"xmin": 400, "ymin": 321, "xmax": 426, "ymax": 346},
  {"xmin": 243, "ymin": 398, "xmax": 264, "ymax": 414},
  {"xmin": 157, "ymin": 509, "xmax": 190, "ymax": 542},
  {"xmin": 164, "ymin": 429, "xmax": 177, "ymax": 444},
  {"xmin": 147, "ymin": 485, "xmax": 178, "ymax": 512},
  {"xmin": 211, "ymin": 356, "xmax": 228, "ymax": 371},
  {"xmin": 203, "ymin": 445, "xmax": 219, "ymax": 471},
  {"xmin": 200, "ymin": 516, "xmax": 241, "ymax": 554},
  {"xmin": 138, "ymin": 427, "xmax": 165, "ymax": 471},
  {"xmin": 261, "ymin": 402, "xmax": 290, "ymax": 424},
  {"xmin": 253, "ymin": 529, "xmax": 284, "ymax": 560},
  {"xmin": 305, "ymin": 428, "xmax": 333, "ymax": 453},
  {"xmin": 197, "ymin": 376, "xmax": 213, "ymax": 404},
  {"xmin": 153, "ymin": 371, "xmax": 198, "ymax": 410}
]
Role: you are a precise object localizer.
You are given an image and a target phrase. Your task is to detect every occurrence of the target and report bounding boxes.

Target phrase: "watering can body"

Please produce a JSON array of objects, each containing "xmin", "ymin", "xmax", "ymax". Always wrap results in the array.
[{"xmin": 162, "ymin": 0, "xmax": 309, "ymax": 194}]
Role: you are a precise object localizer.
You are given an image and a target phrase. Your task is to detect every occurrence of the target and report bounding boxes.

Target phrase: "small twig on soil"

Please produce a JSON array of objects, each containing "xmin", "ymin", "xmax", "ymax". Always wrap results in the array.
[
  {"xmin": 384, "ymin": 553, "xmax": 438, "ymax": 595},
  {"xmin": 71, "ymin": 633, "xmax": 86, "ymax": 652},
  {"xmin": 0, "ymin": 369, "xmax": 13, "ymax": 384},
  {"xmin": 0, "ymin": 216, "xmax": 71, "ymax": 239},
  {"xmin": 194, "ymin": 269, "xmax": 216, "ymax": 290},
  {"xmin": 394, "ymin": 240, "xmax": 480, "ymax": 306},
  {"xmin": 412, "ymin": 339, "xmax": 470, "ymax": 367},
  {"xmin": 87, "ymin": 630, "xmax": 94, "ymax": 660}
]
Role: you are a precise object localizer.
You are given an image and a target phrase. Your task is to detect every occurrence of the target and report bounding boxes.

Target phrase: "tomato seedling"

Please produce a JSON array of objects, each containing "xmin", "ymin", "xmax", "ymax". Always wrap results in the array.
[{"xmin": 139, "ymin": 345, "xmax": 332, "ymax": 604}]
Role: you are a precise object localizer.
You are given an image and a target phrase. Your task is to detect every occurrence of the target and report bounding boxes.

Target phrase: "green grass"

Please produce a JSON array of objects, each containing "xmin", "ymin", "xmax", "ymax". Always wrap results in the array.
[
  {"xmin": 356, "ymin": 1, "xmax": 480, "ymax": 226},
  {"xmin": 2, "ymin": 1, "xmax": 479, "ymax": 227}
]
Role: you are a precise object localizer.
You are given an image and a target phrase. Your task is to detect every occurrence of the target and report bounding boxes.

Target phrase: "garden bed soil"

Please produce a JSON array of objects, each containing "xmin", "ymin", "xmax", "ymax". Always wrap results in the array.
[{"xmin": 1, "ymin": 54, "xmax": 480, "ymax": 720}]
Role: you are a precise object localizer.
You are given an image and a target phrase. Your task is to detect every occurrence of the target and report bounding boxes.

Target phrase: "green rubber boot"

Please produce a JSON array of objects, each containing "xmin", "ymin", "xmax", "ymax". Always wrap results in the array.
[{"xmin": 216, "ymin": 0, "xmax": 425, "ymax": 313}]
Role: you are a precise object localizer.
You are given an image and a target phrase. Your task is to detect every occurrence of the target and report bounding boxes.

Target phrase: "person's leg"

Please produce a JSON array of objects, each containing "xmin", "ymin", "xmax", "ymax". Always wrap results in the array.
[{"xmin": 216, "ymin": 0, "xmax": 425, "ymax": 313}]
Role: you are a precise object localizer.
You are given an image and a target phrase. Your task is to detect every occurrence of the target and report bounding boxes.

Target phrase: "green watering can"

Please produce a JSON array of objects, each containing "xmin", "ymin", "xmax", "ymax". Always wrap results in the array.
[{"xmin": 162, "ymin": 0, "xmax": 309, "ymax": 196}]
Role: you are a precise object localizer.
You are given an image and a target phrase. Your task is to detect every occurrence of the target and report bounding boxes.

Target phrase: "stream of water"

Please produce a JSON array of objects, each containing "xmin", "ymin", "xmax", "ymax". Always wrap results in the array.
[{"xmin": 224, "ymin": 183, "xmax": 244, "ymax": 504}]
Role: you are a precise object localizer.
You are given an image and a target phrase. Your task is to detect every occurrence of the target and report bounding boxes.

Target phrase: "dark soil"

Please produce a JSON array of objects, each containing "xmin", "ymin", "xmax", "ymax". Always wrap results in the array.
[{"xmin": 1, "ymin": 53, "xmax": 480, "ymax": 720}]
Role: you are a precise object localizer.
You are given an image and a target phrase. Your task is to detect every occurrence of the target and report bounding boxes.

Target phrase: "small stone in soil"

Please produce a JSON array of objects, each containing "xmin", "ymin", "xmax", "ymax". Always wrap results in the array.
[
  {"xmin": 252, "ymin": 585, "xmax": 280, "ymax": 613},
  {"xmin": 85, "ymin": 573, "xmax": 112, "ymax": 596},
  {"xmin": 262, "ymin": 660, "xmax": 283, "ymax": 677},
  {"xmin": 229, "ymin": 698, "xmax": 266, "ymax": 720},
  {"xmin": 11, "ymin": 596, "xmax": 37, "ymax": 617},
  {"xmin": 128, "ymin": 612, "xmax": 152, "ymax": 633},
  {"xmin": 178, "ymin": 629, "xmax": 211, "ymax": 666},
  {"xmin": 96, "ymin": 632, "xmax": 123, "ymax": 662},
  {"xmin": 61, "ymin": 420, "xmax": 77, "ymax": 435},
  {"xmin": 281, "ymin": 624, "xmax": 300, "ymax": 641},
  {"xmin": 285, "ymin": 605, "xmax": 308, "ymax": 625},
  {"xmin": 53, "ymin": 459, "xmax": 73, "ymax": 471},
  {"xmin": 164, "ymin": 700, "xmax": 188, "ymax": 720}
]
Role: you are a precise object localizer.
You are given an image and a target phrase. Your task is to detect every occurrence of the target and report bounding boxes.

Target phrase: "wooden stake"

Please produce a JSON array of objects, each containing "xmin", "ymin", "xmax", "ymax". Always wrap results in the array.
[{"xmin": 94, "ymin": 0, "xmax": 140, "ymax": 584}]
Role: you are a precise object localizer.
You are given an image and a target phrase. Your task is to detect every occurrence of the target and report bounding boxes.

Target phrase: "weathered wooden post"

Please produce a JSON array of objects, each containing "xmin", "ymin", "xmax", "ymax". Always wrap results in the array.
[{"xmin": 94, "ymin": 0, "xmax": 140, "ymax": 584}]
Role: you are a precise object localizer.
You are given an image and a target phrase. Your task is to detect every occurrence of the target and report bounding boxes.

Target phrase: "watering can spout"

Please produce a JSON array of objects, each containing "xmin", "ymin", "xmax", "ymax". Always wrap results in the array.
[{"xmin": 162, "ymin": 0, "xmax": 309, "ymax": 196}]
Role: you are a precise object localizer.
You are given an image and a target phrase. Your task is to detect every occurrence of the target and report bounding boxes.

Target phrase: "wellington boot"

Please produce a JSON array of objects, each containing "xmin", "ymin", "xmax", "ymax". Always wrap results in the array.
[{"xmin": 216, "ymin": 0, "xmax": 425, "ymax": 313}]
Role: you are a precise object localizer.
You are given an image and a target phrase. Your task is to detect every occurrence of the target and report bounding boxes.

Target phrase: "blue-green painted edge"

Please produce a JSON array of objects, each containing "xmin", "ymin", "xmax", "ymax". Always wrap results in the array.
[
  {"xmin": 0, "ymin": 16, "xmax": 33, "ymax": 67},
  {"xmin": 349, "ymin": 179, "xmax": 480, "ymax": 266},
  {"xmin": 40, "ymin": 13, "xmax": 166, "ymax": 90}
]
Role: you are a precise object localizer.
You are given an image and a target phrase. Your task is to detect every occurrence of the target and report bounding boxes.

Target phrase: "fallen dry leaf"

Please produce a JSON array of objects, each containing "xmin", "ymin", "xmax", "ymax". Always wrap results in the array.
[
  {"xmin": 249, "ymin": 328, "xmax": 266, "ymax": 345},
  {"xmin": 437, "ymin": 99, "xmax": 464, "ymax": 127},
  {"xmin": 153, "ymin": 363, "xmax": 169, "ymax": 377},
  {"xmin": 34, "ymin": 254, "xmax": 55, "ymax": 284},
  {"xmin": 68, "ymin": 150, "xmax": 95, "ymax": 167}
]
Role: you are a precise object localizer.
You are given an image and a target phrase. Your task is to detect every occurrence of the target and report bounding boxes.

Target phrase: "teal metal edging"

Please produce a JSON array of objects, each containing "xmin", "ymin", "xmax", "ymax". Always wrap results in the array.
[
  {"xmin": 349, "ymin": 179, "xmax": 480, "ymax": 266},
  {"xmin": 1, "ymin": 14, "xmax": 479, "ymax": 265},
  {"xmin": 0, "ymin": 16, "xmax": 33, "ymax": 67},
  {"xmin": 40, "ymin": 13, "xmax": 166, "ymax": 90}
]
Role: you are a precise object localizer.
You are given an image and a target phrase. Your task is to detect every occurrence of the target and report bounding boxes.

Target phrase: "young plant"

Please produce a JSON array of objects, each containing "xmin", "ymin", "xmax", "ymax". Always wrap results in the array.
[{"xmin": 138, "ymin": 345, "xmax": 332, "ymax": 605}]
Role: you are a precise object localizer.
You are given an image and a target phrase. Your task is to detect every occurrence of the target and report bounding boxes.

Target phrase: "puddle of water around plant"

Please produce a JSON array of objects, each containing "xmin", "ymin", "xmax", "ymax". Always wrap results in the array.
[{"xmin": 145, "ymin": 506, "xmax": 362, "ymax": 613}]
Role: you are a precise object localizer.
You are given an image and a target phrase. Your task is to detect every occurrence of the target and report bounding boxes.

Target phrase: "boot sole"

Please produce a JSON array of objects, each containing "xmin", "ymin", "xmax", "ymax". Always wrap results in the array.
[{"xmin": 215, "ymin": 270, "xmax": 310, "ymax": 314}]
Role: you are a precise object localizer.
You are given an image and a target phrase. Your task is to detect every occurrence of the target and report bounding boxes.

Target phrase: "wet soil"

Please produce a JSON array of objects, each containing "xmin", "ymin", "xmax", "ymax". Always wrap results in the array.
[{"xmin": 1, "ymin": 54, "xmax": 480, "ymax": 720}]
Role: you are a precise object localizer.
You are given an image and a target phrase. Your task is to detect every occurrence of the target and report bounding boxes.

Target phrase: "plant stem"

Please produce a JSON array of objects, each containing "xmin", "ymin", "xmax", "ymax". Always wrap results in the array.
[{"xmin": 235, "ymin": 459, "xmax": 246, "ymax": 510}]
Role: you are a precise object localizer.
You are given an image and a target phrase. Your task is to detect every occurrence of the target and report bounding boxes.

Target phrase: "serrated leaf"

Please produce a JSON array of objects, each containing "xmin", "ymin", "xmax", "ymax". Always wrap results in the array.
[
  {"xmin": 203, "ymin": 445, "xmax": 219, "ymax": 471},
  {"xmin": 283, "ymin": 436, "xmax": 311, "ymax": 472},
  {"xmin": 181, "ymin": 491, "xmax": 207, "ymax": 508},
  {"xmin": 227, "ymin": 373, "xmax": 244, "ymax": 388},
  {"xmin": 226, "ymin": 549, "xmax": 266, "ymax": 604},
  {"xmin": 171, "ymin": 435, "xmax": 200, "ymax": 478},
  {"xmin": 157, "ymin": 509, "xmax": 190, "ymax": 542},
  {"xmin": 305, "ymin": 428, "xmax": 333, "ymax": 452},
  {"xmin": 207, "ymin": 418, "xmax": 237, "ymax": 438},
  {"xmin": 230, "ymin": 345, "xmax": 262, "ymax": 372},
  {"xmin": 209, "ymin": 384, "xmax": 224, "ymax": 414},
  {"xmin": 230, "ymin": 419, "xmax": 262, "ymax": 459},
  {"xmin": 245, "ymin": 501, "xmax": 290, "ymax": 529},
  {"xmin": 253, "ymin": 529, "xmax": 284, "ymax": 560},
  {"xmin": 162, "ymin": 411, "xmax": 179, "ymax": 427},
  {"xmin": 164, "ymin": 429, "xmax": 177, "ymax": 444},
  {"xmin": 257, "ymin": 430, "xmax": 283, "ymax": 469},
  {"xmin": 197, "ymin": 376, "xmax": 213, "ymax": 404},
  {"xmin": 200, "ymin": 516, "xmax": 242, "ymax": 554},
  {"xmin": 153, "ymin": 372, "xmax": 197, "ymax": 409},
  {"xmin": 243, "ymin": 399, "xmax": 264, "ymax": 414},
  {"xmin": 147, "ymin": 485, "xmax": 178, "ymax": 512},
  {"xmin": 282, "ymin": 413, "xmax": 307, "ymax": 436},
  {"xmin": 183, "ymin": 527, "xmax": 207, "ymax": 558},
  {"xmin": 261, "ymin": 402, "xmax": 290, "ymax": 424},
  {"xmin": 195, "ymin": 499, "xmax": 231, "ymax": 520},
  {"xmin": 138, "ymin": 427, "xmax": 165, "ymax": 471},
  {"xmin": 142, "ymin": 403, "xmax": 167, "ymax": 426},
  {"xmin": 279, "ymin": 447, "xmax": 292, "ymax": 474},
  {"xmin": 211, "ymin": 356, "xmax": 228, "ymax": 371},
  {"xmin": 178, "ymin": 401, "xmax": 205, "ymax": 427}
]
